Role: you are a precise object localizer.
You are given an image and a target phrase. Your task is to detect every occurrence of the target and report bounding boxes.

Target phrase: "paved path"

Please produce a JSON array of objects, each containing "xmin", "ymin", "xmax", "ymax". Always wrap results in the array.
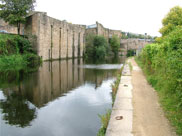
[{"xmin": 106, "ymin": 58, "xmax": 176, "ymax": 136}]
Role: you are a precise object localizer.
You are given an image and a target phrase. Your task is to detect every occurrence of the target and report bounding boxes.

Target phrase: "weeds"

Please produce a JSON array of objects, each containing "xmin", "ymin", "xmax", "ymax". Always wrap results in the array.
[{"xmin": 97, "ymin": 109, "xmax": 112, "ymax": 136}]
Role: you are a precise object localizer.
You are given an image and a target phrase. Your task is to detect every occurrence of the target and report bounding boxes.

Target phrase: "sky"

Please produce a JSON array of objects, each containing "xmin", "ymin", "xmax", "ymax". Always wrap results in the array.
[{"xmin": 35, "ymin": 0, "xmax": 182, "ymax": 36}]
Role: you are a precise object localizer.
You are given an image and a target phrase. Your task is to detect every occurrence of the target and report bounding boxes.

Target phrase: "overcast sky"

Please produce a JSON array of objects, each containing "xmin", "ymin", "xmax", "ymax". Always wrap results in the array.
[{"xmin": 35, "ymin": 0, "xmax": 182, "ymax": 36}]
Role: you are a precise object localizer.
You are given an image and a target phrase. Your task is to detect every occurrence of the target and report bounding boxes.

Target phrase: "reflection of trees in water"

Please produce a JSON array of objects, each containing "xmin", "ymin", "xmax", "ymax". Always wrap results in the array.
[
  {"xmin": 0, "ymin": 92, "xmax": 37, "ymax": 128},
  {"xmin": 84, "ymin": 56, "xmax": 126, "ymax": 64},
  {"xmin": 84, "ymin": 69, "xmax": 118, "ymax": 88},
  {"xmin": 0, "ymin": 68, "xmax": 38, "ymax": 89}
]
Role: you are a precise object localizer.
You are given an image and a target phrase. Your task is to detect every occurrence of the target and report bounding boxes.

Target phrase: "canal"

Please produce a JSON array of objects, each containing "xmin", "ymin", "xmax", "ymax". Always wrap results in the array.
[{"xmin": 0, "ymin": 57, "xmax": 125, "ymax": 136}]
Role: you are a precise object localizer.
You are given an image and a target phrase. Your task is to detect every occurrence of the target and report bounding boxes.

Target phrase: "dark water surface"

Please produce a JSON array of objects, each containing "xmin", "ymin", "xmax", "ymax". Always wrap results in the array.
[{"xmin": 0, "ymin": 57, "xmax": 125, "ymax": 136}]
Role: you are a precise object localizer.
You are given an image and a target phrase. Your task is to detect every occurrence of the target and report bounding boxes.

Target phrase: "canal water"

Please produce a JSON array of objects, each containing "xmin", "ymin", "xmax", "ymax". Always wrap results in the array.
[{"xmin": 0, "ymin": 57, "xmax": 125, "ymax": 136}]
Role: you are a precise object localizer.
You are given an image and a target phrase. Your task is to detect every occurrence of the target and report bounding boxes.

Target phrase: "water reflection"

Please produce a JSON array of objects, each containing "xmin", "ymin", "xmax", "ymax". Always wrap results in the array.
[
  {"xmin": 0, "ymin": 57, "xmax": 124, "ymax": 136},
  {"xmin": 0, "ymin": 90, "xmax": 37, "ymax": 128}
]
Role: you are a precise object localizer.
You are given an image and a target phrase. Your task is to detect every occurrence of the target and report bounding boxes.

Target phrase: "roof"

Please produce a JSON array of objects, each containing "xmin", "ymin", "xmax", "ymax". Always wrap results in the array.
[{"xmin": 86, "ymin": 24, "xmax": 97, "ymax": 29}]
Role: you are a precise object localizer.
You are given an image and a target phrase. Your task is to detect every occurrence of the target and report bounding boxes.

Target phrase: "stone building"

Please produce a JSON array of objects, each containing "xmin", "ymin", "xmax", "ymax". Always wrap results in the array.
[
  {"xmin": 24, "ymin": 12, "xmax": 86, "ymax": 60},
  {"xmin": 120, "ymin": 38, "xmax": 153, "ymax": 55},
  {"xmin": 86, "ymin": 22, "xmax": 122, "ymax": 40}
]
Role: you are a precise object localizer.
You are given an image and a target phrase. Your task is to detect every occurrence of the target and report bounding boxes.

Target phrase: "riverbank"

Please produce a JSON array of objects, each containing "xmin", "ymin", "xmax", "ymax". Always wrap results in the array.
[
  {"xmin": 0, "ymin": 33, "xmax": 41, "ymax": 70},
  {"xmin": 106, "ymin": 58, "xmax": 177, "ymax": 136}
]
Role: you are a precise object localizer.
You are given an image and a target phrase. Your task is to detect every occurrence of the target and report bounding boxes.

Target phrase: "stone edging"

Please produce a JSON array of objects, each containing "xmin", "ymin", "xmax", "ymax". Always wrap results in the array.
[{"xmin": 105, "ymin": 61, "xmax": 133, "ymax": 136}]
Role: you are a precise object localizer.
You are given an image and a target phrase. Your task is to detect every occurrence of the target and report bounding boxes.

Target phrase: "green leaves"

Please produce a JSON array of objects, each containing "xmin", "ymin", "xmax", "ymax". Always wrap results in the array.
[
  {"xmin": 0, "ymin": 34, "xmax": 33, "ymax": 55},
  {"xmin": 85, "ymin": 35, "xmax": 108, "ymax": 60},
  {"xmin": 160, "ymin": 6, "xmax": 182, "ymax": 36},
  {"xmin": 97, "ymin": 109, "xmax": 111, "ymax": 136},
  {"xmin": 0, "ymin": 0, "xmax": 36, "ymax": 34},
  {"xmin": 109, "ymin": 35, "xmax": 120, "ymax": 56}
]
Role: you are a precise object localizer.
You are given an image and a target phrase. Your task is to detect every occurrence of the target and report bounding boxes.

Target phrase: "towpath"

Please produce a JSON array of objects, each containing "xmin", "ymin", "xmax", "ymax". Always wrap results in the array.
[{"xmin": 106, "ymin": 58, "xmax": 176, "ymax": 136}]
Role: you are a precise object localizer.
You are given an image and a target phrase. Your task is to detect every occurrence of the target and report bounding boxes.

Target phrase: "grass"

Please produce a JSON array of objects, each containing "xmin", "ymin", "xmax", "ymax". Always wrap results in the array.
[
  {"xmin": 135, "ymin": 57, "xmax": 182, "ymax": 135},
  {"xmin": 97, "ymin": 110, "xmax": 112, "ymax": 136},
  {"xmin": 128, "ymin": 62, "xmax": 133, "ymax": 71},
  {"xmin": 0, "ymin": 53, "xmax": 41, "ymax": 71}
]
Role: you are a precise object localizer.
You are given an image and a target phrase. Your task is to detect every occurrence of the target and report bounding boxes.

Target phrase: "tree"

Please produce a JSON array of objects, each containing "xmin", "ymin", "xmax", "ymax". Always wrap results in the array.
[
  {"xmin": 0, "ymin": 0, "xmax": 36, "ymax": 35},
  {"xmin": 109, "ymin": 35, "xmax": 120, "ymax": 56},
  {"xmin": 159, "ymin": 6, "xmax": 182, "ymax": 36},
  {"xmin": 93, "ymin": 36, "xmax": 108, "ymax": 59},
  {"xmin": 85, "ymin": 35, "xmax": 108, "ymax": 60}
]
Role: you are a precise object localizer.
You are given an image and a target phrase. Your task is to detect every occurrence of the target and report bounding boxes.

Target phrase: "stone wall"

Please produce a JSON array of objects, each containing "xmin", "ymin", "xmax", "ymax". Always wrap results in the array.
[
  {"xmin": 85, "ymin": 28, "xmax": 97, "ymax": 36},
  {"xmin": 24, "ymin": 12, "xmax": 86, "ymax": 60},
  {"xmin": 86, "ymin": 22, "xmax": 122, "ymax": 41},
  {"xmin": 120, "ymin": 38, "xmax": 153, "ymax": 55},
  {"xmin": 0, "ymin": 19, "xmax": 24, "ymax": 34}
]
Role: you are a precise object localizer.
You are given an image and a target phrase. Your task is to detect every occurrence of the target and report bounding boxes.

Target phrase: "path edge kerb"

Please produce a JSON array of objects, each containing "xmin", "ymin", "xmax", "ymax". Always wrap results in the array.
[{"xmin": 106, "ymin": 60, "xmax": 133, "ymax": 136}]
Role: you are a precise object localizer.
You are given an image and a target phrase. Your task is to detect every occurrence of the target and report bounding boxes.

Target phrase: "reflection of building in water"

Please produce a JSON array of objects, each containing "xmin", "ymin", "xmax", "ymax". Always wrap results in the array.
[
  {"xmin": 1, "ymin": 59, "xmax": 119, "ymax": 108},
  {"xmin": 21, "ymin": 59, "xmax": 84, "ymax": 108}
]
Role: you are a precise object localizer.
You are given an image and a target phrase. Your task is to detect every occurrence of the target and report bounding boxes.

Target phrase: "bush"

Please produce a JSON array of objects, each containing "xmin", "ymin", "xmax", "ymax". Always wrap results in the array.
[
  {"xmin": 109, "ymin": 35, "xmax": 120, "ymax": 56},
  {"xmin": 0, "ymin": 34, "xmax": 33, "ymax": 55},
  {"xmin": 127, "ymin": 49, "xmax": 135, "ymax": 57},
  {"xmin": 85, "ymin": 35, "xmax": 108, "ymax": 60},
  {"xmin": 23, "ymin": 53, "xmax": 41, "ymax": 67},
  {"xmin": 0, "ymin": 34, "xmax": 40, "ymax": 69}
]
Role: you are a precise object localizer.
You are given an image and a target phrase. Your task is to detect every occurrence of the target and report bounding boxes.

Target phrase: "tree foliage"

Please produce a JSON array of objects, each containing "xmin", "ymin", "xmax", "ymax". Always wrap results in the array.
[
  {"xmin": 0, "ymin": 0, "xmax": 36, "ymax": 34},
  {"xmin": 85, "ymin": 34, "xmax": 108, "ymax": 60},
  {"xmin": 159, "ymin": 6, "xmax": 182, "ymax": 36},
  {"xmin": 109, "ymin": 35, "xmax": 120, "ymax": 56}
]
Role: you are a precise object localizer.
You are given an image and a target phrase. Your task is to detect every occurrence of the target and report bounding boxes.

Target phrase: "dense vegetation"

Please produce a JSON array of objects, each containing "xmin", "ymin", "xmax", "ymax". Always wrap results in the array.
[
  {"xmin": 136, "ymin": 6, "xmax": 182, "ymax": 135},
  {"xmin": 109, "ymin": 35, "xmax": 120, "ymax": 56},
  {"xmin": 0, "ymin": 0, "xmax": 36, "ymax": 34},
  {"xmin": 126, "ymin": 49, "xmax": 135, "ymax": 57},
  {"xmin": 0, "ymin": 34, "xmax": 40, "ymax": 70},
  {"xmin": 85, "ymin": 34, "xmax": 109, "ymax": 60},
  {"xmin": 85, "ymin": 34, "xmax": 120, "ymax": 60}
]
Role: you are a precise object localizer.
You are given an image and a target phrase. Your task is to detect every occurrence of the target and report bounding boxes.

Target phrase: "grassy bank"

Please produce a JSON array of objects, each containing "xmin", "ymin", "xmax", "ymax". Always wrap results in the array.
[
  {"xmin": 0, "ymin": 34, "xmax": 40, "ymax": 70},
  {"xmin": 97, "ymin": 65, "xmax": 124, "ymax": 136},
  {"xmin": 135, "ymin": 27, "xmax": 182, "ymax": 135}
]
